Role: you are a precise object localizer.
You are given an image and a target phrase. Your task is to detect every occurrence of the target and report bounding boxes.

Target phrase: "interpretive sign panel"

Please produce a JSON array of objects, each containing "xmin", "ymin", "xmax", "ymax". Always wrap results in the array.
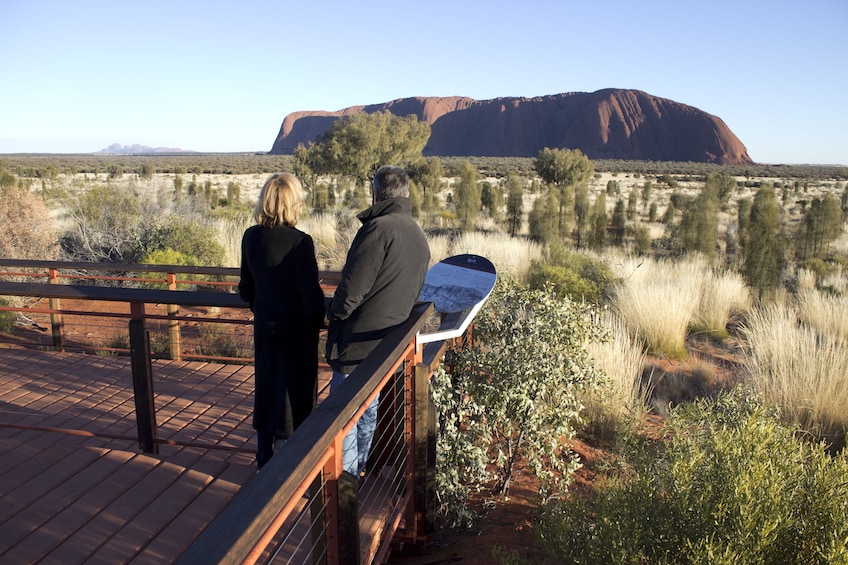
[{"xmin": 417, "ymin": 254, "xmax": 496, "ymax": 343}]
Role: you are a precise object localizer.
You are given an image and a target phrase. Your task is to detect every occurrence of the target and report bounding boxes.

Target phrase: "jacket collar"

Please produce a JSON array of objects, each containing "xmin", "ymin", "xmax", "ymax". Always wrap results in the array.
[{"xmin": 357, "ymin": 197, "xmax": 411, "ymax": 224}]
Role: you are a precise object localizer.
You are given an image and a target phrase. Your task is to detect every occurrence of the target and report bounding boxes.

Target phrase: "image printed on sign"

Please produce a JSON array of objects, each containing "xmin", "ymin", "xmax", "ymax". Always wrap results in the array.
[
  {"xmin": 417, "ymin": 254, "xmax": 497, "ymax": 345},
  {"xmin": 419, "ymin": 267, "xmax": 492, "ymax": 313}
]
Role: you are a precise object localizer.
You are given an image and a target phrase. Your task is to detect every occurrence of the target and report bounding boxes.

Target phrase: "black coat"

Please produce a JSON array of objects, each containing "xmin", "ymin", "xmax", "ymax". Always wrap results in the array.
[
  {"xmin": 239, "ymin": 224, "xmax": 325, "ymax": 436},
  {"xmin": 326, "ymin": 197, "xmax": 430, "ymax": 374}
]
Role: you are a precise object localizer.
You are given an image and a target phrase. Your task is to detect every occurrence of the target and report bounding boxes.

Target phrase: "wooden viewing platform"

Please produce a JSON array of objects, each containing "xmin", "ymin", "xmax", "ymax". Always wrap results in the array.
[
  {"xmin": 0, "ymin": 260, "xmax": 466, "ymax": 564},
  {"xmin": 0, "ymin": 346, "xmax": 330, "ymax": 563}
]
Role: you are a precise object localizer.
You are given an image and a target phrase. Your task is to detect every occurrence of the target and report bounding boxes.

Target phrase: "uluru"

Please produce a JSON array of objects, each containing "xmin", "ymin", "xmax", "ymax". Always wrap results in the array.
[{"xmin": 270, "ymin": 88, "xmax": 753, "ymax": 165}]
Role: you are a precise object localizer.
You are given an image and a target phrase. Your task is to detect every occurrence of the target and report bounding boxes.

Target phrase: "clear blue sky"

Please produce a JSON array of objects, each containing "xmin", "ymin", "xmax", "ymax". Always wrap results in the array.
[{"xmin": 1, "ymin": 0, "xmax": 845, "ymax": 164}]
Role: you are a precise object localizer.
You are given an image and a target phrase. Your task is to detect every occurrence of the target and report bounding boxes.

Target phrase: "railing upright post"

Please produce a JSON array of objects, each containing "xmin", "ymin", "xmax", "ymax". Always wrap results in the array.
[
  {"xmin": 409, "ymin": 361, "xmax": 438, "ymax": 542},
  {"xmin": 129, "ymin": 301, "xmax": 158, "ymax": 454},
  {"xmin": 166, "ymin": 271, "xmax": 181, "ymax": 361},
  {"xmin": 324, "ymin": 434, "xmax": 360, "ymax": 565},
  {"xmin": 47, "ymin": 268, "xmax": 65, "ymax": 351}
]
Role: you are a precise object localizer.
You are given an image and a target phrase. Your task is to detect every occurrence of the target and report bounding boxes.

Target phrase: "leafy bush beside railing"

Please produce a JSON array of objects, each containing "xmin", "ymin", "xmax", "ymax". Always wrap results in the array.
[{"xmin": 431, "ymin": 278, "xmax": 606, "ymax": 528}]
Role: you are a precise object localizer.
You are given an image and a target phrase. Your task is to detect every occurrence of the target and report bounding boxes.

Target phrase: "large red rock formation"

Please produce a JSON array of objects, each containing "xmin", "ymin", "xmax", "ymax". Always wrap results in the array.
[{"xmin": 270, "ymin": 89, "xmax": 753, "ymax": 165}]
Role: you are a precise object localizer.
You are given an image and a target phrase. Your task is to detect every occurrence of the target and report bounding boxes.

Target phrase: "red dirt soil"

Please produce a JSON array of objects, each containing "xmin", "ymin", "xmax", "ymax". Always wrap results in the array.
[{"xmin": 387, "ymin": 440, "xmax": 607, "ymax": 564}]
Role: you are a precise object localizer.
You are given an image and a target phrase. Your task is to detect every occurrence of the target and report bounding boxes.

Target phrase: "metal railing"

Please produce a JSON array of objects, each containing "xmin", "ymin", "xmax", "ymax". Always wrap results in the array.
[
  {"xmin": 0, "ymin": 259, "xmax": 466, "ymax": 564},
  {"xmin": 179, "ymin": 302, "xmax": 449, "ymax": 564},
  {"xmin": 0, "ymin": 259, "xmax": 339, "ymax": 362}
]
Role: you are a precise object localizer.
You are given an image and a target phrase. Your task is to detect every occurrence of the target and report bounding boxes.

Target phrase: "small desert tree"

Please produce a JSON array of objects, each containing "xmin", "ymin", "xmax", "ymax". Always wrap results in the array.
[
  {"xmin": 533, "ymin": 147, "xmax": 593, "ymax": 240},
  {"xmin": 505, "ymin": 176, "xmax": 524, "ymax": 236},
  {"xmin": 611, "ymin": 198, "xmax": 626, "ymax": 246},
  {"xmin": 453, "ymin": 161, "xmax": 481, "ymax": 232},
  {"xmin": 480, "ymin": 181, "xmax": 502, "ymax": 222},
  {"xmin": 589, "ymin": 192, "xmax": 608, "ymax": 250},
  {"xmin": 573, "ymin": 183, "xmax": 590, "ymax": 250},
  {"xmin": 706, "ymin": 172, "xmax": 737, "ymax": 205},
  {"xmin": 795, "ymin": 194, "xmax": 843, "ymax": 261},
  {"xmin": 529, "ymin": 190, "xmax": 558, "ymax": 244},
  {"xmin": 743, "ymin": 185, "xmax": 785, "ymax": 301},
  {"xmin": 736, "ymin": 197, "xmax": 752, "ymax": 255},
  {"xmin": 678, "ymin": 181, "xmax": 719, "ymax": 258},
  {"xmin": 304, "ymin": 111, "xmax": 430, "ymax": 193},
  {"xmin": 407, "ymin": 156, "xmax": 444, "ymax": 214}
]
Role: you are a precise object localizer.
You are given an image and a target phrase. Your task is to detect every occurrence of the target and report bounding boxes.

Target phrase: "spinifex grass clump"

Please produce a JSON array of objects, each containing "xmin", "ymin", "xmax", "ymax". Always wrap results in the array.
[
  {"xmin": 692, "ymin": 267, "xmax": 751, "ymax": 339},
  {"xmin": 582, "ymin": 311, "xmax": 649, "ymax": 443},
  {"xmin": 611, "ymin": 256, "xmax": 702, "ymax": 359},
  {"xmin": 534, "ymin": 390, "xmax": 848, "ymax": 565},
  {"xmin": 450, "ymin": 231, "xmax": 543, "ymax": 281},
  {"xmin": 796, "ymin": 288, "xmax": 848, "ymax": 347},
  {"xmin": 741, "ymin": 300, "xmax": 848, "ymax": 450}
]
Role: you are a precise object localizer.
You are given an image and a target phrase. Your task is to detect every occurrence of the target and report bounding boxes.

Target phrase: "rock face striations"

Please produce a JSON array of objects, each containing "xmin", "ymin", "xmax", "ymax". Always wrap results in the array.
[{"xmin": 270, "ymin": 89, "xmax": 752, "ymax": 164}]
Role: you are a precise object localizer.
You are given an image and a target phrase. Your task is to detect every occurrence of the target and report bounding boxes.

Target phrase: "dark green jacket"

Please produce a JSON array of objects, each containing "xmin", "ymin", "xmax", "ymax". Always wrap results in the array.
[{"xmin": 326, "ymin": 197, "xmax": 430, "ymax": 373}]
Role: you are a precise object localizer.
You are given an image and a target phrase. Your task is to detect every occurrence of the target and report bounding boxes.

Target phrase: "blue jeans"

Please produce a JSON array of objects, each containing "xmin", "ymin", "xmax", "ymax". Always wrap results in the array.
[{"xmin": 331, "ymin": 371, "xmax": 378, "ymax": 477}]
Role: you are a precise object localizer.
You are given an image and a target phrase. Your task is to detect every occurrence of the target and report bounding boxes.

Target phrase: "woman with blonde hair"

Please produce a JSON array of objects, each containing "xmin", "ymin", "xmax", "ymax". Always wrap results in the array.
[{"xmin": 239, "ymin": 173, "xmax": 325, "ymax": 470}]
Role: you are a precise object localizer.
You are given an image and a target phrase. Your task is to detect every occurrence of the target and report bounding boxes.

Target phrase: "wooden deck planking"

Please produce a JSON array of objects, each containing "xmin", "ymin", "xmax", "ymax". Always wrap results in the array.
[{"xmin": 0, "ymin": 347, "xmax": 271, "ymax": 563}]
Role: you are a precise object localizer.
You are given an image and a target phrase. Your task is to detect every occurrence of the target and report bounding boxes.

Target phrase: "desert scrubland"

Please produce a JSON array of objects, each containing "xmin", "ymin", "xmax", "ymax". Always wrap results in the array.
[{"xmin": 3, "ymin": 154, "xmax": 848, "ymax": 563}]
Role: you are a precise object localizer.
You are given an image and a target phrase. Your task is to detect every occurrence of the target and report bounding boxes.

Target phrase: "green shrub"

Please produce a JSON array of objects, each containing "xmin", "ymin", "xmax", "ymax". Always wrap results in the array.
[
  {"xmin": 0, "ymin": 297, "xmax": 15, "ymax": 332},
  {"xmin": 144, "ymin": 216, "xmax": 225, "ymax": 267},
  {"xmin": 140, "ymin": 248, "xmax": 204, "ymax": 289},
  {"xmin": 430, "ymin": 362, "xmax": 490, "ymax": 528},
  {"xmin": 434, "ymin": 278, "xmax": 605, "ymax": 509},
  {"xmin": 535, "ymin": 389, "xmax": 848, "ymax": 565},
  {"xmin": 528, "ymin": 245, "xmax": 615, "ymax": 304}
]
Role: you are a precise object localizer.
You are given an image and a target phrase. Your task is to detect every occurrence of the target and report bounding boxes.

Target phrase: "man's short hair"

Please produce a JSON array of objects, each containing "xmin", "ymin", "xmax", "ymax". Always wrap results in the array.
[{"xmin": 373, "ymin": 166, "xmax": 410, "ymax": 200}]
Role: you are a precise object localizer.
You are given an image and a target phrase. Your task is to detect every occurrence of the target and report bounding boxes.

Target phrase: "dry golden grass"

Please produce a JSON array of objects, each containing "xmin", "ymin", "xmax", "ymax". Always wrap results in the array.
[
  {"xmin": 448, "ymin": 231, "xmax": 543, "ymax": 280},
  {"xmin": 693, "ymin": 268, "xmax": 751, "ymax": 338},
  {"xmin": 216, "ymin": 215, "xmax": 251, "ymax": 267},
  {"xmin": 796, "ymin": 288, "xmax": 848, "ymax": 346},
  {"xmin": 741, "ymin": 300, "xmax": 848, "ymax": 448},
  {"xmin": 426, "ymin": 233, "xmax": 452, "ymax": 267},
  {"xmin": 609, "ymin": 256, "xmax": 703, "ymax": 360},
  {"xmin": 585, "ymin": 311, "xmax": 650, "ymax": 422}
]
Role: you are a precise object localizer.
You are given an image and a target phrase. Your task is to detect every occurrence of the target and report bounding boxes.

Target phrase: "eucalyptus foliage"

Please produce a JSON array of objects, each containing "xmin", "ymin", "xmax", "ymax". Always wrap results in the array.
[
  {"xmin": 298, "ymin": 111, "xmax": 430, "ymax": 189},
  {"xmin": 430, "ymin": 361, "xmax": 491, "ymax": 528}
]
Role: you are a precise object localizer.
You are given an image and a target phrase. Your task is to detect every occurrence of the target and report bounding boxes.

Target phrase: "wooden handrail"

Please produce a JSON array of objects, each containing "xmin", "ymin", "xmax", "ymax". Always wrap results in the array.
[
  {"xmin": 0, "ymin": 280, "xmax": 247, "ymax": 308},
  {"xmin": 0, "ymin": 258, "xmax": 343, "ymax": 287},
  {"xmin": 0, "ymin": 261, "xmax": 465, "ymax": 562}
]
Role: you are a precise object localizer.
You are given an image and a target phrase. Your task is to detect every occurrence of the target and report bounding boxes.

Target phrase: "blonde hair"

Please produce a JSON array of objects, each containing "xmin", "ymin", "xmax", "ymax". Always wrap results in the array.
[{"xmin": 254, "ymin": 172, "xmax": 304, "ymax": 227}]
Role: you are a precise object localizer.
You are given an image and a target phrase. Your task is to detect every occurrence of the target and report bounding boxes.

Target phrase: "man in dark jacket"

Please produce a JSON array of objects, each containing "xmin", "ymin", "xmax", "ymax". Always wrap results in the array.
[{"xmin": 326, "ymin": 165, "xmax": 430, "ymax": 476}]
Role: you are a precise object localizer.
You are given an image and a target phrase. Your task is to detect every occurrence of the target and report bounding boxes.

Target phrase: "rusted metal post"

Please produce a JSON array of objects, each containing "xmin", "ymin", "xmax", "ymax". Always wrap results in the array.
[
  {"xmin": 410, "ymin": 361, "xmax": 438, "ymax": 542},
  {"xmin": 166, "ymin": 271, "xmax": 181, "ymax": 361},
  {"xmin": 324, "ymin": 431, "xmax": 360, "ymax": 565},
  {"xmin": 47, "ymin": 268, "xmax": 65, "ymax": 351},
  {"xmin": 309, "ymin": 472, "xmax": 327, "ymax": 565},
  {"xmin": 129, "ymin": 301, "xmax": 158, "ymax": 453}
]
